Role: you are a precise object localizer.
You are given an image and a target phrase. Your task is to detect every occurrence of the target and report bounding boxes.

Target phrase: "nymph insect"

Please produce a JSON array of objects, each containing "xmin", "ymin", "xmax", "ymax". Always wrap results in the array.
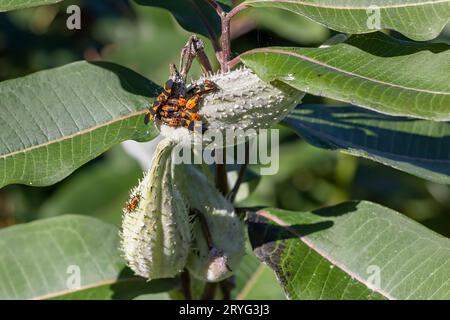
[
  {"xmin": 144, "ymin": 79, "xmax": 174, "ymax": 125},
  {"xmin": 144, "ymin": 79, "xmax": 218, "ymax": 131},
  {"xmin": 125, "ymin": 193, "xmax": 142, "ymax": 213},
  {"xmin": 143, "ymin": 35, "xmax": 220, "ymax": 132}
]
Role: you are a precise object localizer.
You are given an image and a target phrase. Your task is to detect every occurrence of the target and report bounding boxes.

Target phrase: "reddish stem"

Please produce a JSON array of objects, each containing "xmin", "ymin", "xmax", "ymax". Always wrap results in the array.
[
  {"xmin": 206, "ymin": 0, "xmax": 225, "ymax": 15},
  {"xmin": 227, "ymin": 55, "xmax": 242, "ymax": 69},
  {"xmin": 206, "ymin": 1, "xmax": 248, "ymax": 71}
]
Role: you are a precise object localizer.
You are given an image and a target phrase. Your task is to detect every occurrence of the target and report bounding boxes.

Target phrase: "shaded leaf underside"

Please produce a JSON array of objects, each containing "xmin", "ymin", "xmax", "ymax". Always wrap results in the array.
[
  {"xmin": 134, "ymin": 0, "xmax": 230, "ymax": 40},
  {"xmin": 283, "ymin": 104, "xmax": 450, "ymax": 185}
]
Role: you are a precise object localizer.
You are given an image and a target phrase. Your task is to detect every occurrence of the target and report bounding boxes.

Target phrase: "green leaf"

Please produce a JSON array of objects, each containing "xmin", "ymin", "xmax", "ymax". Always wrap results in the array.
[
  {"xmin": 249, "ymin": 7, "xmax": 330, "ymax": 45},
  {"xmin": 134, "ymin": 0, "xmax": 231, "ymax": 40},
  {"xmin": 243, "ymin": 0, "xmax": 450, "ymax": 41},
  {"xmin": 38, "ymin": 146, "xmax": 142, "ymax": 225},
  {"xmin": 0, "ymin": 0, "xmax": 63, "ymax": 11},
  {"xmin": 241, "ymin": 33, "xmax": 450, "ymax": 121},
  {"xmin": 284, "ymin": 104, "xmax": 450, "ymax": 185},
  {"xmin": 0, "ymin": 61, "xmax": 159, "ymax": 189},
  {"xmin": 247, "ymin": 201, "xmax": 450, "ymax": 299},
  {"xmin": 0, "ymin": 215, "xmax": 177, "ymax": 299},
  {"xmin": 133, "ymin": 292, "xmax": 171, "ymax": 300},
  {"xmin": 234, "ymin": 261, "xmax": 286, "ymax": 299},
  {"xmin": 231, "ymin": 242, "xmax": 285, "ymax": 299}
]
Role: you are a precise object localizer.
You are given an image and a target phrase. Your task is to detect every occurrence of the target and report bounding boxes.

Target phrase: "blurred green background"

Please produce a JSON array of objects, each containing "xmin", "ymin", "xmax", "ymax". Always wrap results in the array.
[{"xmin": 0, "ymin": 0, "xmax": 449, "ymax": 299}]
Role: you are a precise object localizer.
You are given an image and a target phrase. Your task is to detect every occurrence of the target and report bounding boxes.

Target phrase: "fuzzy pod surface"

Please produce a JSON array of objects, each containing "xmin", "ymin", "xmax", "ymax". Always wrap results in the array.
[
  {"xmin": 159, "ymin": 67, "xmax": 304, "ymax": 146},
  {"xmin": 176, "ymin": 164, "xmax": 245, "ymax": 282},
  {"xmin": 121, "ymin": 138, "xmax": 191, "ymax": 280}
]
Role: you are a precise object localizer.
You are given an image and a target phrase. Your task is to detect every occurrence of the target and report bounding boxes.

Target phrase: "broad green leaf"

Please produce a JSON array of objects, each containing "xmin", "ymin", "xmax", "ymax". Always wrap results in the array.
[
  {"xmin": 243, "ymin": 0, "xmax": 450, "ymax": 41},
  {"xmin": 232, "ymin": 242, "xmax": 285, "ymax": 299},
  {"xmin": 0, "ymin": 61, "xmax": 159, "ymax": 189},
  {"xmin": 235, "ymin": 263, "xmax": 286, "ymax": 299},
  {"xmin": 241, "ymin": 33, "xmax": 450, "ymax": 121},
  {"xmin": 134, "ymin": 0, "xmax": 231, "ymax": 40},
  {"xmin": 283, "ymin": 104, "xmax": 450, "ymax": 185},
  {"xmin": 0, "ymin": 0, "xmax": 62, "ymax": 11},
  {"xmin": 0, "ymin": 215, "xmax": 177, "ymax": 299},
  {"xmin": 133, "ymin": 292, "xmax": 171, "ymax": 300},
  {"xmin": 38, "ymin": 146, "xmax": 142, "ymax": 225},
  {"xmin": 249, "ymin": 7, "xmax": 330, "ymax": 44},
  {"xmin": 247, "ymin": 201, "xmax": 450, "ymax": 299},
  {"xmin": 52, "ymin": 271, "xmax": 176, "ymax": 300}
]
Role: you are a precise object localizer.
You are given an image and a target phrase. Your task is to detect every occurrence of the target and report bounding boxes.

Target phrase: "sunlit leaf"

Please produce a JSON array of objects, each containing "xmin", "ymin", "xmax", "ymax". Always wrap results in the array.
[
  {"xmin": 248, "ymin": 201, "xmax": 450, "ymax": 299},
  {"xmin": 241, "ymin": 33, "xmax": 450, "ymax": 121},
  {"xmin": 0, "ymin": 61, "xmax": 159, "ymax": 188},
  {"xmin": 0, "ymin": 215, "xmax": 177, "ymax": 299},
  {"xmin": 243, "ymin": 0, "xmax": 450, "ymax": 41},
  {"xmin": 0, "ymin": 0, "xmax": 63, "ymax": 11}
]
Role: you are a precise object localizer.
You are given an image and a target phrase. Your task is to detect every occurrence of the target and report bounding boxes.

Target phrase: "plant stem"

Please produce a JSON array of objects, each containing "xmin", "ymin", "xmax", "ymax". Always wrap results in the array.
[
  {"xmin": 206, "ymin": 0, "xmax": 248, "ymax": 71},
  {"xmin": 202, "ymin": 282, "xmax": 218, "ymax": 300},
  {"xmin": 227, "ymin": 141, "xmax": 250, "ymax": 202},
  {"xmin": 219, "ymin": 277, "xmax": 235, "ymax": 299},
  {"xmin": 228, "ymin": 2, "xmax": 248, "ymax": 19},
  {"xmin": 180, "ymin": 270, "xmax": 192, "ymax": 300},
  {"xmin": 205, "ymin": 0, "xmax": 225, "ymax": 15},
  {"xmin": 214, "ymin": 144, "xmax": 229, "ymax": 196},
  {"xmin": 203, "ymin": 1, "xmax": 249, "ymax": 302},
  {"xmin": 228, "ymin": 163, "xmax": 248, "ymax": 202},
  {"xmin": 220, "ymin": 16, "xmax": 231, "ymax": 72},
  {"xmin": 221, "ymin": 3, "xmax": 248, "ymax": 71},
  {"xmin": 228, "ymin": 55, "xmax": 242, "ymax": 69},
  {"xmin": 216, "ymin": 164, "xmax": 229, "ymax": 196}
]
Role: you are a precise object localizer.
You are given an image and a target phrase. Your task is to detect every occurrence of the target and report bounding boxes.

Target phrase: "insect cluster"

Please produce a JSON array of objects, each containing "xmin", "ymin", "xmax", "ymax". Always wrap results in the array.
[
  {"xmin": 144, "ymin": 78, "xmax": 219, "ymax": 132},
  {"xmin": 121, "ymin": 35, "xmax": 302, "ymax": 284}
]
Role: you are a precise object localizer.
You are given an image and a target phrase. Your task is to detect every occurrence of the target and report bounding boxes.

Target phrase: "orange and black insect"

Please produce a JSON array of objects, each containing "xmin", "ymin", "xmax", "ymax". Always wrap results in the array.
[
  {"xmin": 144, "ymin": 79, "xmax": 174, "ymax": 125},
  {"xmin": 178, "ymin": 109, "xmax": 202, "ymax": 131},
  {"xmin": 125, "ymin": 194, "xmax": 141, "ymax": 213},
  {"xmin": 160, "ymin": 115, "xmax": 182, "ymax": 127},
  {"xmin": 188, "ymin": 79, "xmax": 219, "ymax": 97},
  {"xmin": 144, "ymin": 79, "xmax": 218, "ymax": 131}
]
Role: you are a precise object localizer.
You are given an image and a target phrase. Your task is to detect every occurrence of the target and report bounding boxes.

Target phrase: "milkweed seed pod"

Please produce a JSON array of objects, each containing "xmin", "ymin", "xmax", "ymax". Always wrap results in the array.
[
  {"xmin": 159, "ymin": 66, "xmax": 304, "ymax": 147},
  {"xmin": 176, "ymin": 164, "xmax": 245, "ymax": 282},
  {"xmin": 121, "ymin": 138, "xmax": 191, "ymax": 280}
]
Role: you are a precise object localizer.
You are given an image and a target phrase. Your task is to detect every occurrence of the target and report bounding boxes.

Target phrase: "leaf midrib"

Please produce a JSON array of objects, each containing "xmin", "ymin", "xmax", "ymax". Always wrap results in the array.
[
  {"xmin": 31, "ymin": 276, "xmax": 143, "ymax": 300},
  {"xmin": 244, "ymin": 48, "xmax": 450, "ymax": 96},
  {"xmin": 256, "ymin": 209, "xmax": 393, "ymax": 299},
  {"xmin": 0, "ymin": 110, "xmax": 145, "ymax": 160},
  {"xmin": 245, "ymin": 0, "xmax": 450, "ymax": 10}
]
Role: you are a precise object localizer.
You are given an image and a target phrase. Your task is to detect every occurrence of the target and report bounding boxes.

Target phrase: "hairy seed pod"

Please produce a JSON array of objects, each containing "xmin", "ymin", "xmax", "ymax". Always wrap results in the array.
[
  {"xmin": 120, "ymin": 138, "xmax": 191, "ymax": 280},
  {"xmin": 159, "ymin": 67, "xmax": 304, "ymax": 146},
  {"xmin": 176, "ymin": 164, "xmax": 245, "ymax": 282}
]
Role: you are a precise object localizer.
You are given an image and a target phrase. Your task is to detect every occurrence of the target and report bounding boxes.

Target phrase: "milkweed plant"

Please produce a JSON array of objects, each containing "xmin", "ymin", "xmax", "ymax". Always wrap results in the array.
[{"xmin": 0, "ymin": 0, "xmax": 449, "ymax": 300}]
